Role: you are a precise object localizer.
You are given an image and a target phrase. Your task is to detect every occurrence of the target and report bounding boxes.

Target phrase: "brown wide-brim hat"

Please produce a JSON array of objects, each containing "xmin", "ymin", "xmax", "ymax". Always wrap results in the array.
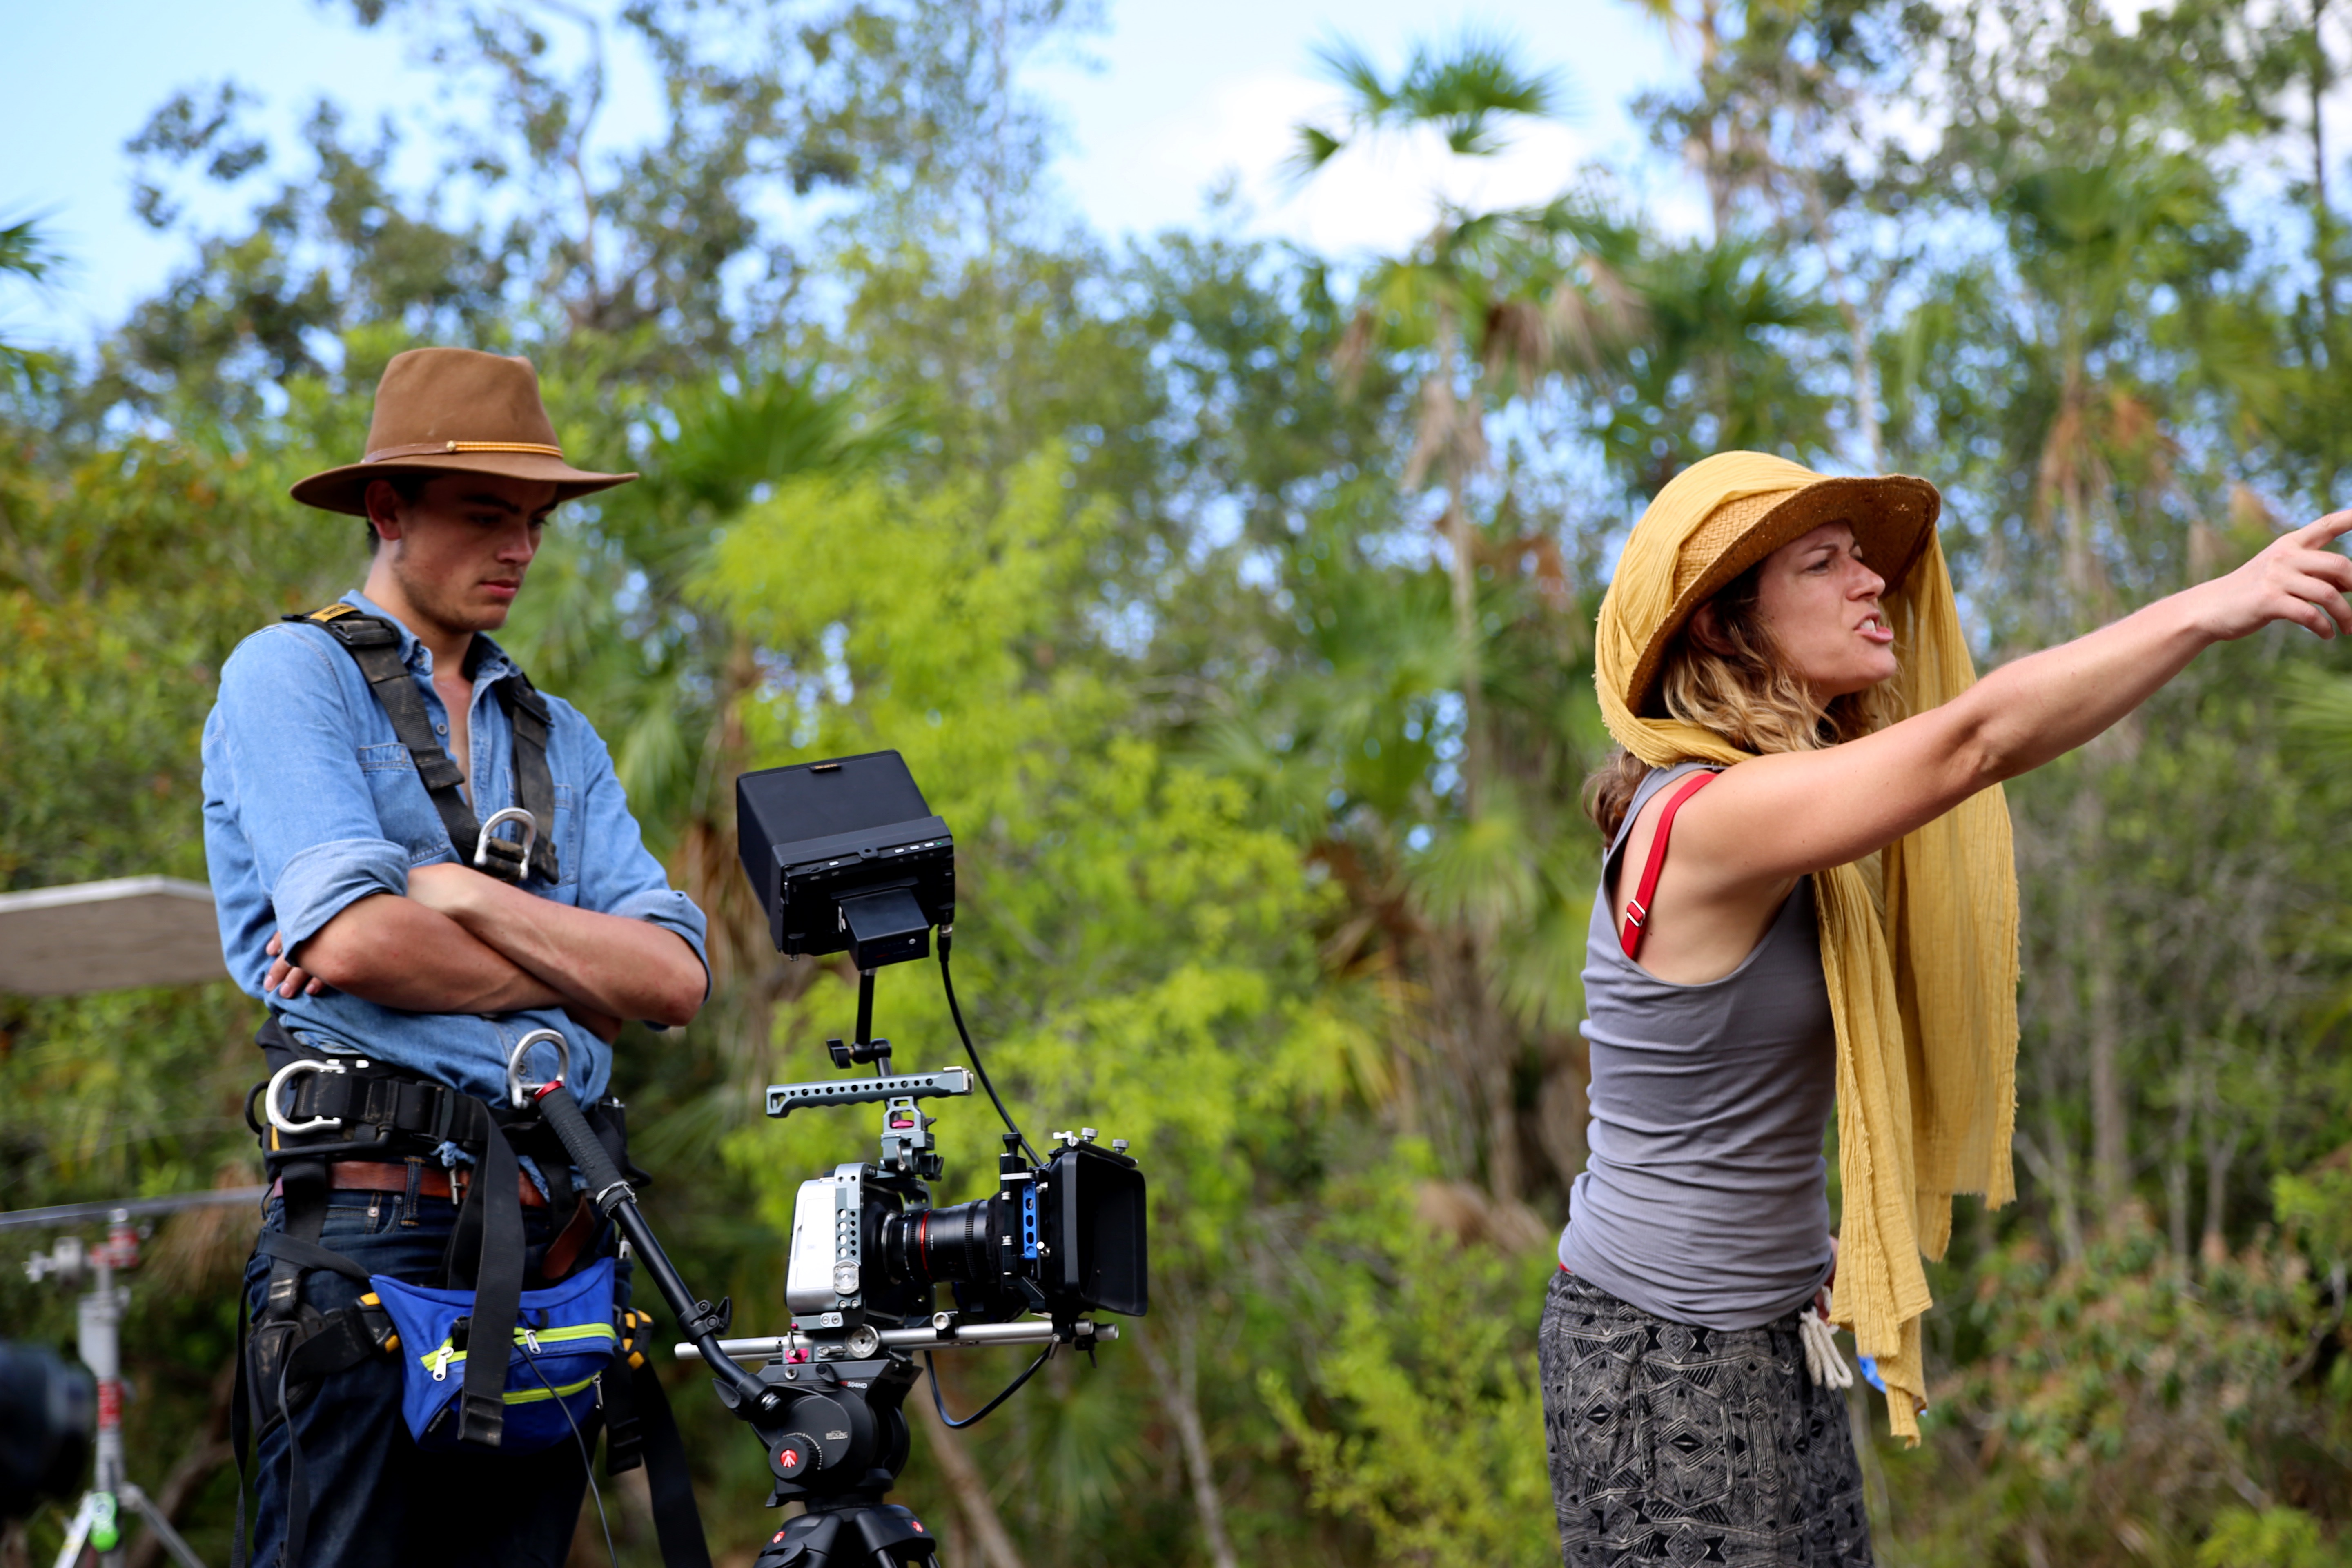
[
  {"xmin": 291, "ymin": 347, "xmax": 637, "ymax": 517},
  {"xmin": 1599, "ymin": 452, "xmax": 1943, "ymax": 717}
]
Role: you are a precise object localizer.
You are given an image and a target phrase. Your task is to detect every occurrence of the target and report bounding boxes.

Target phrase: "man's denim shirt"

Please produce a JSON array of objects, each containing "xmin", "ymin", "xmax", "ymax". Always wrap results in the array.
[{"xmin": 202, "ymin": 590, "xmax": 709, "ymax": 1102}]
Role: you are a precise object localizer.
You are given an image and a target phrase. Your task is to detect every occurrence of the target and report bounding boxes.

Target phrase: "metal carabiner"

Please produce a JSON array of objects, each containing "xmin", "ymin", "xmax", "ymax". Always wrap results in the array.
[
  {"xmin": 474, "ymin": 806, "xmax": 538, "ymax": 878},
  {"xmin": 506, "ymin": 1027, "xmax": 571, "ymax": 1111},
  {"xmin": 265, "ymin": 1057, "xmax": 350, "ymax": 1136}
]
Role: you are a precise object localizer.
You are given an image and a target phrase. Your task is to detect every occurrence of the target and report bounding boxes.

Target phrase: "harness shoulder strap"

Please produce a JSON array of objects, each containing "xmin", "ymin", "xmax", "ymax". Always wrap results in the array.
[
  {"xmin": 285, "ymin": 606, "xmax": 484, "ymax": 867},
  {"xmin": 1619, "ymin": 769, "xmax": 1717, "ymax": 961},
  {"xmin": 283, "ymin": 605, "xmax": 557, "ymax": 884},
  {"xmin": 492, "ymin": 671, "xmax": 561, "ymax": 882}
]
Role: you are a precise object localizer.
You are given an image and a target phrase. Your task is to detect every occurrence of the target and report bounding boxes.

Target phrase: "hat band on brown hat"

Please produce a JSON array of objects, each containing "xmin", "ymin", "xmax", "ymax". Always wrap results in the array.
[
  {"xmin": 291, "ymin": 347, "xmax": 637, "ymax": 517},
  {"xmin": 365, "ymin": 440, "xmax": 568, "ymax": 463}
]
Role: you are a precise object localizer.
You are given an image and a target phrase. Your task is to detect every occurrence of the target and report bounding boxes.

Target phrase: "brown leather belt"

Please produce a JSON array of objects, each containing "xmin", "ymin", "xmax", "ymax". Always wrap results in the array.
[{"xmin": 267, "ymin": 1159, "xmax": 550, "ymax": 1209}]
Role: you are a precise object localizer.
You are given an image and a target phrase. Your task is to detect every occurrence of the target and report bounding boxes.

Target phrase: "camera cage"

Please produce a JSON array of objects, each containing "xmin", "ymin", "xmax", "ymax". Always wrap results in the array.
[{"xmin": 767, "ymin": 1068, "xmax": 1147, "ymax": 1336}]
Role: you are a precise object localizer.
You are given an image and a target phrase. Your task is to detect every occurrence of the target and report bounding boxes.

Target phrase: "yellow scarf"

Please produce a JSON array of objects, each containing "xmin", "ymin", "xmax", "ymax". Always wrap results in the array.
[{"xmin": 1592, "ymin": 452, "xmax": 2018, "ymax": 1442}]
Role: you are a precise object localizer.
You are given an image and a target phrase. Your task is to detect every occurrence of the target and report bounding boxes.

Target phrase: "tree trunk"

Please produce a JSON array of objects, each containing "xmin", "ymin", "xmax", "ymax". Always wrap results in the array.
[
  {"xmin": 1134, "ymin": 1320, "xmax": 1240, "ymax": 1568},
  {"xmin": 2015, "ymin": 1124, "xmax": 2084, "ymax": 1264},
  {"xmin": 1472, "ymin": 940, "xmax": 1521, "ymax": 1203},
  {"xmin": 914, "ymin": 1369, "xmax": 1029, "ymax": 1568},
  {"xmin": 2315, "ymin": 0, "xmax": 2334, "ymax": 336},
  {"xmin": 2086, "ymin": 925, "xmax": 2128, "ymax": 1223},
  {"xmin": 2076, "ymin": 790, "xmax": 2129, "ymax": 1223},
  {"xmin": 1796, "ymin": 171, "xmax": 1884, "ymax": 469},
  {"xmin": 2200, "ymin": 1080, "xmax": 2241, "ymax": 1268},
  {"xmin": 2164, "ymin": 1078, "xmax": 2194, "ymax": 1275}
]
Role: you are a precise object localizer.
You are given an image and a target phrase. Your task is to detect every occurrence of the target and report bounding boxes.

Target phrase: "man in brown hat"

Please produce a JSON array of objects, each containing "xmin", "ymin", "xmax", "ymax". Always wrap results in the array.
[{"xmin": 203, "ymin": 348, "xmax": 712, "ymax": 1566}]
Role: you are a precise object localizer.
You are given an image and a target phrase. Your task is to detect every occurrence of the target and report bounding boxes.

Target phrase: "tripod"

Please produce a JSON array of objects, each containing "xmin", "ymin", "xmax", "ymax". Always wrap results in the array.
[{"xmin": 24, "ymin": 1211, "xmax": 206, "ymax": 1568}]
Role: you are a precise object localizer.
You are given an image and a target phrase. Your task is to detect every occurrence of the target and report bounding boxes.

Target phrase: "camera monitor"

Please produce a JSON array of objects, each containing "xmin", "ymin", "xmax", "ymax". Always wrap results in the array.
[{"xmin": 736, "ymin": 751, "xmax": 956, "ymax": 969}]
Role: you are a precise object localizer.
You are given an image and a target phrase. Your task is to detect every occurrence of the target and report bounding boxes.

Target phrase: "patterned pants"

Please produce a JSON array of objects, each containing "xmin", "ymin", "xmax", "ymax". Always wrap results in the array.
[{"xmin": 1537, "ymin": 1271, "xmax": 1874, "ymax": 1568}]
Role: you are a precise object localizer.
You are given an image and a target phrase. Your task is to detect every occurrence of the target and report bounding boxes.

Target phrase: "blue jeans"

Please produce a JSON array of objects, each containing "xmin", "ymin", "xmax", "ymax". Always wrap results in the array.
[{"xmin": 240, "ymin": 1185, "xmax": 618, "ymax": 1568}]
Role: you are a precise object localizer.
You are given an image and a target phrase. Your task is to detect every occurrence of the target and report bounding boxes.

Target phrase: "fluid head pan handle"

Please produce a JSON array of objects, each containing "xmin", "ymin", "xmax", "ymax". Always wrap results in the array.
[{"xmin": 765, "ymin": 1067, "xmax": 970, "ymax": 1118}]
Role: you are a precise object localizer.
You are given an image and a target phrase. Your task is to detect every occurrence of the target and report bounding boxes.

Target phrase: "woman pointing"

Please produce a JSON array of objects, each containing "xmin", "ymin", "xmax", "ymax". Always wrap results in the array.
[{"xmin": 1543, "ymin": 451, "xmax": 2352, "ymax": 1567}]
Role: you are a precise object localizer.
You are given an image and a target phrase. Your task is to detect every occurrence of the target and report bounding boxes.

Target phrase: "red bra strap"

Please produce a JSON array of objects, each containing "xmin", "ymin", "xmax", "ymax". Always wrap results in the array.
[{"xmin": 1619, "ymin": 770, "xmax": 1717, "ymax": 960}]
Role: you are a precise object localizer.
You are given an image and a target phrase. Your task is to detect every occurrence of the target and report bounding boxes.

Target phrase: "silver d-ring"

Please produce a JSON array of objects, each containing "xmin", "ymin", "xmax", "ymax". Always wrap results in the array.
[
  {"xmin": 506, "ymin": 1028, "xmax": 570, "ymax": 1111},
  {"xmin": 475, "ymin": 807, "xmax": 538, "ymax": 872},
  {"xmin": 265, "ymin": 1058, "xmax": 349, "ymax": 1136}
]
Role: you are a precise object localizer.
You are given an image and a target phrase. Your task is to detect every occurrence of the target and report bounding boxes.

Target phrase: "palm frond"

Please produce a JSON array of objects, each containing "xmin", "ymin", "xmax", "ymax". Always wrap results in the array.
[
  {"xmin": 1409, "ymin": 796, "xmax": 1540, "ymax": 932},
  {"xmin": 1401, "ymin": 30, "xmax": 1568, "ymax": 125},
  {"xmin": 1309, "ymin": 34, "xmax": 1397, "ymax": 118},
  {"xmin": 653, "ymin": 369, "xmax": 898, "ymax": 514},
  {"xmin": 0, "ymin": 218, "xmax": 56, "ymax": 285},
  {"xmin": 1283, "ymin": 123, "xmax": 1347, "ymax": 188}
]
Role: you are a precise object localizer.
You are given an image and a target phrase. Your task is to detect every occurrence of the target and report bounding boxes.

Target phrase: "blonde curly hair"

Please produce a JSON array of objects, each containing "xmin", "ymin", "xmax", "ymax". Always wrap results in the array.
[{"xmin": 1583, "ymin": 559, "xmax": 1895, "ymax": 841}]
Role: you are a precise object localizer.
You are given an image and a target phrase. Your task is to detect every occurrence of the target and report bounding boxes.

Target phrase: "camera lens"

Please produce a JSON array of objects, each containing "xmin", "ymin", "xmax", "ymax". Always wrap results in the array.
[{"xmin": 878, "ymin": 1197, "xmax": 1001, "ymax": 1287}]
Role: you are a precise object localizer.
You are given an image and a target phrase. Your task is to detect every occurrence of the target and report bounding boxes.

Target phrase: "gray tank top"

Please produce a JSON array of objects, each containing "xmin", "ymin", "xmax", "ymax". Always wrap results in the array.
[{"xmin": 1557, "ymin": 761, "xmax": 1838, "ymax": 1328}]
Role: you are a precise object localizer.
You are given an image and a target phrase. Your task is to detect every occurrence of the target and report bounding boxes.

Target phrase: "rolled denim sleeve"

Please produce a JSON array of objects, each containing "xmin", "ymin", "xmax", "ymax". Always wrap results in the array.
[
  {"xmin": 209, "ymin": 627, "xmax": 410, "ymax": 955},
  {"xmin": 564, "ymin": 703, "xmax": 711, "ymax": 1011}
]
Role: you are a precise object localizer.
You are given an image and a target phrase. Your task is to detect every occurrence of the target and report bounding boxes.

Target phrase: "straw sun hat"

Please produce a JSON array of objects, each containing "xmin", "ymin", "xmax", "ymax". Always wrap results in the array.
[
  {"xmin": 1611, "ymin": 454, "xmax": 1943, "ymax": 717},
  {"xmin": 290, "ymin": 347, "xmax": 636, "ymax": 516}
]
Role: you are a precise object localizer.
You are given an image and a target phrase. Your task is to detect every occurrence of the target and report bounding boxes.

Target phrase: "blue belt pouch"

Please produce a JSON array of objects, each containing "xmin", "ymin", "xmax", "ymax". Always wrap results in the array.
[{"xmin": 369, "ymin": 1256, "xmax": 619, "ymax": 1452}]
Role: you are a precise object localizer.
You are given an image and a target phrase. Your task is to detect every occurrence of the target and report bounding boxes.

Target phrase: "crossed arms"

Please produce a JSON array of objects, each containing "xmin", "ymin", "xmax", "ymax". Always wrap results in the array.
[{"xmin": 270, "ymin": 865, "xmax": 705, "ymax": 1040}]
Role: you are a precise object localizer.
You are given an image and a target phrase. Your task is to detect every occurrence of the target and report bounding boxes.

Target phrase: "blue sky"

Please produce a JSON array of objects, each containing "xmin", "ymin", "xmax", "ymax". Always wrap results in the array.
[{"xmin": 1, "ymin": 0, "xmax": 1688, "ymax": 353}]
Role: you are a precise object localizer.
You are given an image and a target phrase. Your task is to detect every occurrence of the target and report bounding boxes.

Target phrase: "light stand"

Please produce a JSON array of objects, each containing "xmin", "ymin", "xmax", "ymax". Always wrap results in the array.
[{"xmin": 24, "ymin": 1212, "xmax": 205, "ymax": 1568}]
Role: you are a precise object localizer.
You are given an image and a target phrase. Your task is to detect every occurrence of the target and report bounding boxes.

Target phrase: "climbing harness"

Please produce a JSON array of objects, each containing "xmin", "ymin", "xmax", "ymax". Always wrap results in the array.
[{"xmin": 232, "ymin": 1024, "xmax": 708, "ymax": 1567}]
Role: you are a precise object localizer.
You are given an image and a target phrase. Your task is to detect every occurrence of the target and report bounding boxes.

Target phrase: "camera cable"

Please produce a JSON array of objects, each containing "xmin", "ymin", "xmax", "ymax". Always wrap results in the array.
[
  {"xmin": 524, "ymin": 1343, "xmax": 618, "ymax": 1568},
  {"xmin": 936, "ymin": 936, "xmax": 1038, "ymax": 1165},
  {"xmin": 925, "ymin": 1341, "xmax": 1055, "ymax": 1430}
]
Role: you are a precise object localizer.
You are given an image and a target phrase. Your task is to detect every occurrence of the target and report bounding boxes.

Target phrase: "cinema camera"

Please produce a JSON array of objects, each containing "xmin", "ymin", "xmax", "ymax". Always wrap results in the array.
[{"xmin": 532, "ymin": 751, "xmax": 1146, "ymax": 1568}]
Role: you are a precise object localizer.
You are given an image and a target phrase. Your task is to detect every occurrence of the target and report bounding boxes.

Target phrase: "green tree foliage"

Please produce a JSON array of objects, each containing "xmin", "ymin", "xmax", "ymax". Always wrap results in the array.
[{"xmin": 7, "ymin": 0, "xmax": 2352, "ymax": 1564}]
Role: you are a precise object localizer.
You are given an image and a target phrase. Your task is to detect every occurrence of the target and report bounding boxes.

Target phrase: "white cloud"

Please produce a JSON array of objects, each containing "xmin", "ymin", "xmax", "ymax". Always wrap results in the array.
[{"xmin": 1083, "ymin": 69, "xmax": 1601, "ymax": 257}]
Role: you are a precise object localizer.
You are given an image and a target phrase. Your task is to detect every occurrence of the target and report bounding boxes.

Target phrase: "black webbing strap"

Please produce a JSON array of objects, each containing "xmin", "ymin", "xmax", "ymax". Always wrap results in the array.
[
  {"xmin": 231, "ymin": 1284, "xmax": 254, "ymax": 1568},
  {"xmin": 502, "ymin": 673, "xmax": 560, "ymax": 883},
  {"xmin": 250, "ymin": 1158, "xmax": 336, "ymax": 1568},
  {"xmin": 280, "ymin": 1353, "xmax": 313, "ymax": 1568},
  {"xmin": 262, "ymin": 1159, "xmax": 329, "ymax": 1323},
  {"xmin": 446, "ymin": 1122, "xmax": 526, "ymax": 1449},
  {"xmin": 601, "ymin": 1348, "xmax": 645, "ymax": 1476},
  {"xmin": 631, "ymin": 1359, "xmax": 715, "ymax": 1568},
  {"xmin": 255, "ymin": 1231, "xmax": 372, "ymax": 1285},
  {"xmin": 272, "ymin": 1064, "xmax": 498, "ymax": 1150},
  {"xmin": 282, "ymin": 606, "xmax": 558, "ymax": 883}
]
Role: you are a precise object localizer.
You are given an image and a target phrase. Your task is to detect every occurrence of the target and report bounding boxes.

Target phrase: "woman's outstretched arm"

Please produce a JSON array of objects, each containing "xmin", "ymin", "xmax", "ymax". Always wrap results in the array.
[
  {"xmin": 1682, "ymin": 509, "xmax": 2352, "ymax": 893},
  {"xmin": 1615, "ymin": 511, "xmax": 2352, "ymax": 984}
]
